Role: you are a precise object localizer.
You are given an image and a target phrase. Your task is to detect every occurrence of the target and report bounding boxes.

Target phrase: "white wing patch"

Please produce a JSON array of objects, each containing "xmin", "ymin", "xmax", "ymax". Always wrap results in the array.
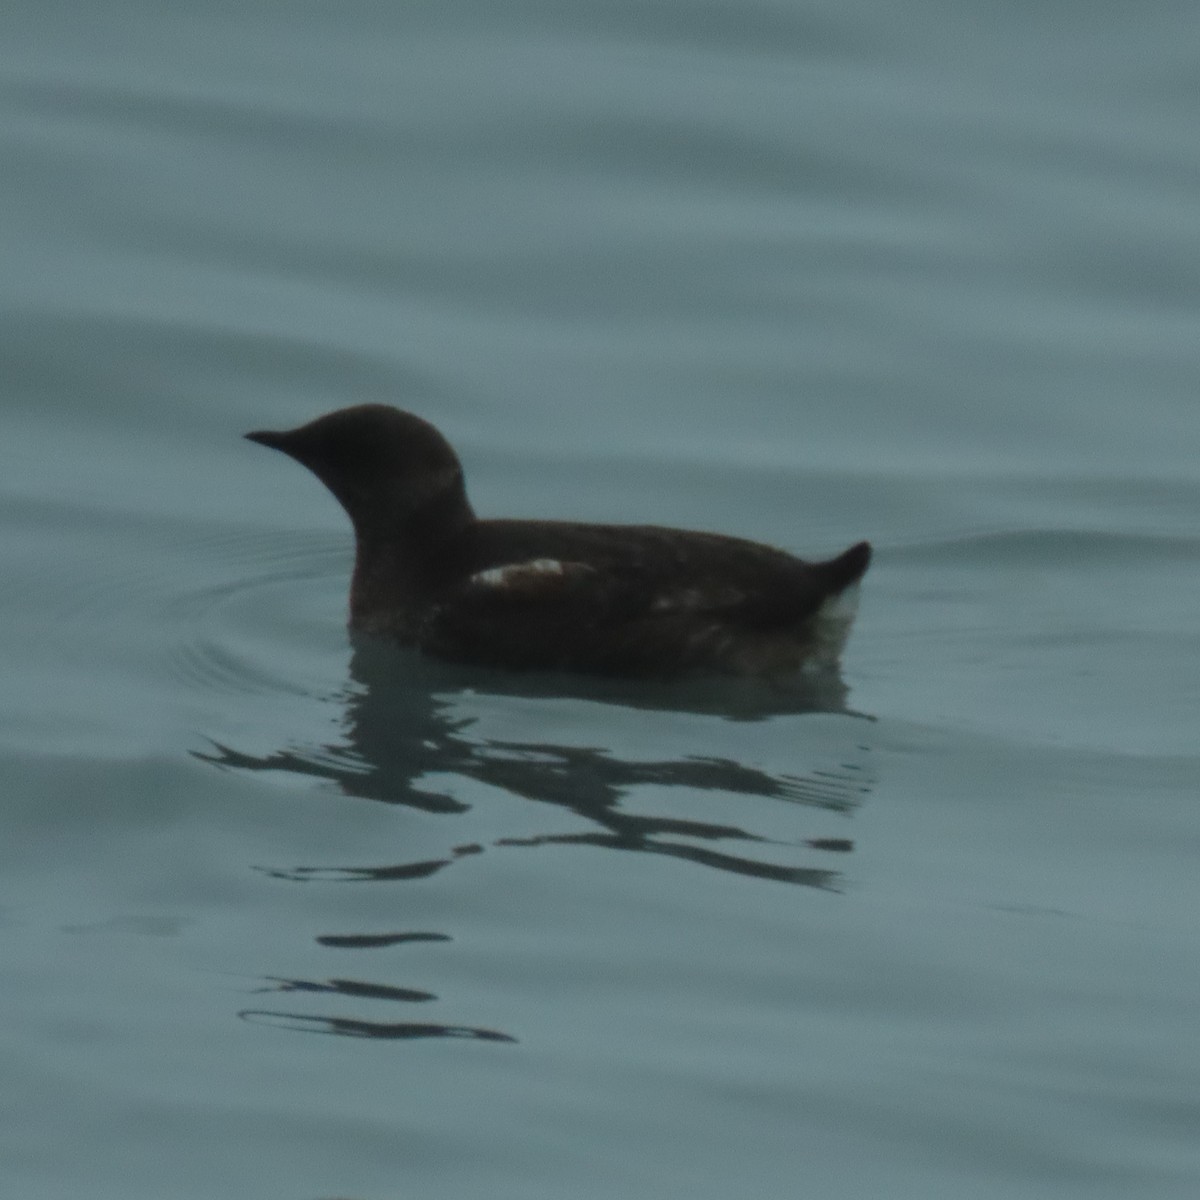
[{"xmin": 469, "ymin": 559, "xmax": 570, "ymax": 588}]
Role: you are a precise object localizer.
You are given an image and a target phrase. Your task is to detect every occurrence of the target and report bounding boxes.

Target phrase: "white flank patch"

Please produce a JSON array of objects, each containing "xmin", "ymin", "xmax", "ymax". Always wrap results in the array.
[
  {"xmin": 471, "ymin": 559, "xmax": 567, "ymax": 587},
  {"xmin": 817, "ymin": 582, "xmax": 860, "ymax": 626},
  {"xmin": 809, "ymin": 583, "xmax": 861, "ymax": 663},
  {"xmin": 651, "ymin": 588, "xmax": 703, "ymax": 613}
]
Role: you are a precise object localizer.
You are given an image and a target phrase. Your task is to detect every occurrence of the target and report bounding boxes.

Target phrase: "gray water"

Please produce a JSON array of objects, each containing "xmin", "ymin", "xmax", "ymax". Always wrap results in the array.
[{"xmin": 3, "ymin": 2, "xmax": 1199, "ymax": 1198}]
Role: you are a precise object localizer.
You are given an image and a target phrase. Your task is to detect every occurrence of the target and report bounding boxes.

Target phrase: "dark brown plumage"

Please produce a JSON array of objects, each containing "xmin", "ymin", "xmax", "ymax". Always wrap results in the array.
[{"xmin": 246, "ymin": 405, "xmax": 871, "ymax": 678}]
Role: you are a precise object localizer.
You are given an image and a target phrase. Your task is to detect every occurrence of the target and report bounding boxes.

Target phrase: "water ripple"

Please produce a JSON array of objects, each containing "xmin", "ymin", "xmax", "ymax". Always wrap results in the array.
[{"xmin": 886, "ymin": 527, "xmax": 1200, "ymax": 566}]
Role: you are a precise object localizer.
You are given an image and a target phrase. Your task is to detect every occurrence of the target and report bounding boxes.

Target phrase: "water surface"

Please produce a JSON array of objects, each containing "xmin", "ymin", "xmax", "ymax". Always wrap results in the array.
[{"xmin": 2, "ymin": 2, "xmax": 1199, "ymax": 1197}]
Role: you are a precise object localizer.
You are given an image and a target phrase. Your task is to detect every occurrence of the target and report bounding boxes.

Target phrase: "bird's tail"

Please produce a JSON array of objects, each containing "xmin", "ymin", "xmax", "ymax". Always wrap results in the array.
[{"xmin": 820, "ymin": 540, "xmax": 872, "ymax": 593}]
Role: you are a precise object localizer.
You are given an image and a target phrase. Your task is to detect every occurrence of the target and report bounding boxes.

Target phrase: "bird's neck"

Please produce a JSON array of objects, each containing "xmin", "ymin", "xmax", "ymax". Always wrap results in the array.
[{"xmin": 347, "ymin": 484, "xmax": 475, "ymax": 638}]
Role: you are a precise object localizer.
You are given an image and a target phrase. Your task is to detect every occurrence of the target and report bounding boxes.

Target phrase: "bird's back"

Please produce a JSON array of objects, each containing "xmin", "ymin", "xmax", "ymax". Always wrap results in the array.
[{"xmin": 416, "ymin": 519, "xmax": 871, "ymax": 678}]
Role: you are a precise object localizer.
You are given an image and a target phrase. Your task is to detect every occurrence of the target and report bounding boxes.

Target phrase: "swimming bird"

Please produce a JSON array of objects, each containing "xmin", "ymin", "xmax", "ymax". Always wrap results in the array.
[{"xmin": 246, "ymin": 405, "xmax": 870, "ymax": 678}]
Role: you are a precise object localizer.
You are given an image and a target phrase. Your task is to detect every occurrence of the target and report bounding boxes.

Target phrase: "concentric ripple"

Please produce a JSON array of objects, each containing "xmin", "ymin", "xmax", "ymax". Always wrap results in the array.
[
  {"xmin": 0, "ymin": 497, "xmax": 352, "ymax": 732},
  {"xmin": 161, "ymin": 527, "xmax": 349, "ymax": 700}
]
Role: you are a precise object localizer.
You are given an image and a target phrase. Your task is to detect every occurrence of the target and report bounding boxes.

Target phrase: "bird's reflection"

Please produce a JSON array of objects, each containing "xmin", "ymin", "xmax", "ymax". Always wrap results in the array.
[
  {"xmin": 203, "ymin": 641, "xmax": 873, "ymax": 888},
  {"xmin": 240, "ymin": 968, "xmax": 511, "ymax": 1041},
  {"xmin": 200, "ymin": 642, "xmax": 875, "ymax": 1042},
  {"xmin": 239, "ymin": 1008, "xmax": 516, "ymax": 1043}
]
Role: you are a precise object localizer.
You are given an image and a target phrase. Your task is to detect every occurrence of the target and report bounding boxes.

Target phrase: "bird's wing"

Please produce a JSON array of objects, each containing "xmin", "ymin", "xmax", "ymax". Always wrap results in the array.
[{"xmin": 417, "ymin": 557, "xmax": 826, "ymax": 675}]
